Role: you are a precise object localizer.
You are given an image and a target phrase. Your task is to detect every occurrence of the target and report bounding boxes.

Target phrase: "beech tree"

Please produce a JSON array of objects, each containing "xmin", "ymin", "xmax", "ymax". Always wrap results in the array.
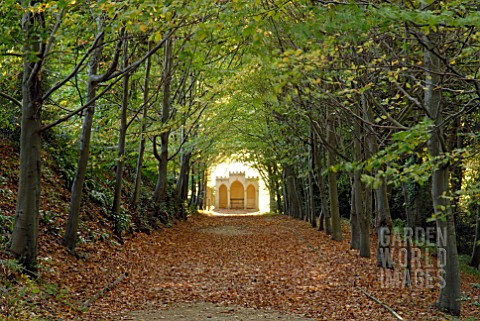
[
  {"xmin": 209, "ymin": 0, "xmax": 479, "ymax": 315},
  {"xmin": 9, "ymin": 0, "xmax": 47, "ymax": 272},
  {"xmin": 64, "ymin": 15, "xmax": 124, "ymax": 251},
  {"xmin": 6, "ymin": 1, "xmax": 100, "ymax": 271},
  {"xmin": 2, "ymin": 1, "xmax": 480, "ymax": 316}
]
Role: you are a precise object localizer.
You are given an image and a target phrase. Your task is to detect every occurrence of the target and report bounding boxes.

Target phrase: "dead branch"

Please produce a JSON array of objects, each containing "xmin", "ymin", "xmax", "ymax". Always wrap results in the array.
[
  {"xmin": 356, "ymin": 286, "xmax": 405, "ymax": 321},
  {"xmin": 81, "ymin": 272, "xmax": 127, "ymax": 309}
]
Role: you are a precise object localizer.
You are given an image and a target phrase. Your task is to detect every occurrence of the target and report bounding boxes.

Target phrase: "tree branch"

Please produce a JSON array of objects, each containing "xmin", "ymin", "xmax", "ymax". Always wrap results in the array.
[
  {"xmin": 356, "ymin": 287, "xmax": 404, "ymax": 321},
  {"xmin": 42, "ymin": 31, "xmax": 105, "ymax": 101},
  {"xmin": 90, "ymin": 28, "xmax": 125, "ymax": 83},
  {"xmin": 168, "ymin": 101, "xmax": 209, "ymax": 162},
  {"xmin": 39, "ymin": 74, "xmax": 123, "ymax": 132},
  {"xmin": 0, "ymin": 92, "xmax": 22, "ymax": 108},
  {"xmin": 44, "ymin": 6, "xmax": 66, "ymax": 62},
  {"xmin": 81, "ymin": 272, "xmax": 127, "ymax": 309},
  {"xmin": 101, "ymin": 23, "xmax": 184, "ymax": 83},
  {"xmin": 153, "ymin": 135, "xmax": 161, "ymax": 161},
  {"xmin": 0, "ymin": 52, "xmax": 22, "ymax": 57}
]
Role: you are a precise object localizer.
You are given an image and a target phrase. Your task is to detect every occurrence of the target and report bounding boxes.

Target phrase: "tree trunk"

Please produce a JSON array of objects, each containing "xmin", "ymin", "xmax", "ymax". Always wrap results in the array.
[
  {"xmin": 296, "ymin": 172, "xmax": 305, "ymax": 220},
  {"xmin": 414, "ymin": 180, "xmax": 432, "ymax": 238},
  {"xmin": 308, "ymin": 128, "xmax": 317, "ymax": 228},
  {"xmin": 153, "ymin": 37, "xmax": 173, "ymax": 204},
  {"xmin": 132, "ymin": 42, "xmax": 152, "ymax": 207},
  {"xmin": 112, "ymin": 34, "xmax": 129, "ymax": 221},
  {"xmin": 302, "ymin": 178, "xmax": 308, "ymax": 221},
  {"xmin": 9, "ymin": 6, "xmax": 43, "ymax": 272},
  {"xmin": 273, "ymin": 163, "xmax": 283, "ymax": 213},
  {"xmin": 350, "ymin": 180, "xmax": 360, "ymax": 250},
  {"xmin": 353, "ymin": 106, "xmax": 370, "ymax": 257},
  {"xmin": 356, "ymin": 96, "xmax": 370, "ymax": 257},
  {"xmin": 401, "ymin": 180, "xmax": 412, "ymax": 285},
  {"xmin": 424, "ymin": 28, "xmax": 461, "ymax": 316},
  {"xmin": 362, "ymin": 96, "xmax": 391, "ymax": 266},
  {"xmin": 64, "ymin": 21, "xmax": 104, "ymax": 252},
  {"xmin": 364, "ymin": 185, "xmax": 373, "ymax": 236},
  {"xmin": 153, "ymin": 135, "xmax": 170, "ymax": 203},
  {"xmin": 189, "ymin": 163, "xmax": 197, "ymax": 207},
  {"xmin": 267, "ymin": 164, "xmax": 277, "ymax": 213},
  {"xmin": 176, "ymin": 151, "xmax": 191, "ymax": 202},
  {"xmin": 431, "ymin": 163, "xmax": 461, "ymax": 315},
  {"xmin": 401, "ymin": 181, "xmax": 413, "ymax": 228},
  {"xmin": 196, "ymin": 168, "xmax": 205, "ymax": 210},
  {"xmin": 327, "ymin": 112, "xmax": 342, "ymax": 241},
  {"xmin": 176, "ymin": 124, "xmax": 191, "ymax": 206},
  {"xmin": 284, "ymin": 165, "xmax": 302, "ymax": 219},
  {"xmin": 469, "ymin": 204, "xmax": 480, "ymax": 269},
  {"xmin": 319, "ymin": 173, "xmax": 330, "ymax": 234},
  {"xmin": 449, "ymin": 117, "xmax": 463, "ymax": 225},
  {"xmin": 312, "ymin": 132, "xmax": 330, "ymax": 233},
  {"xmin": 301, "ymin": 177, "xmax": 308, "ymax": 221},
  {"xmin": 354, "ymin": 169, "xmax": 370, "ymax": 258},
  {"xmin": 375, "ymin": 178, "xmax": 393, "ymax": 268},
  {"xmin": 308, "ymin": 173, "xmax": 317, "ymax": 228}
]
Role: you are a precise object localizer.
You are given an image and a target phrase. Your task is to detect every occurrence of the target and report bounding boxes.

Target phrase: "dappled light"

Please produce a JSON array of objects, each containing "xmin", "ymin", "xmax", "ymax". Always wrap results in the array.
[{"xmin": 1, "ymin": 0, "xmax": 480, "ymax": 320}]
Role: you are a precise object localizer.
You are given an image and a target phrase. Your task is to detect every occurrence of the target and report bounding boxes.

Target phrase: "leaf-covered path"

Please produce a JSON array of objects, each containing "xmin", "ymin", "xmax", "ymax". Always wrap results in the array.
[{"xmin": 59, "ymin": 213, "xmax": 478, "ymax": 320}]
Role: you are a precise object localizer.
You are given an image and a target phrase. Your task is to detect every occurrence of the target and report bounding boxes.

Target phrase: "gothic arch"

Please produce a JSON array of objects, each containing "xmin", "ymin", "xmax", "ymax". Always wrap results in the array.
[
  {"xmin": 246, "ymin": 184, "xmax": 256, "ymax": 209},
  {"xmin": 230, "ymin": 181, "xmax": 244, "ymax": 209},
  {"xmin": 218, "ymin": 184, "xmax": 228, "ymax": 209}
]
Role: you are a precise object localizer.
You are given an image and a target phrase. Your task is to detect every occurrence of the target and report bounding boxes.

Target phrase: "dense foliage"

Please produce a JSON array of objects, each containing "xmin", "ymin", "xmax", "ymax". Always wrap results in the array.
[{"xmin": 1, "ymin": 0, "xmax": 480, "ymax": 318}]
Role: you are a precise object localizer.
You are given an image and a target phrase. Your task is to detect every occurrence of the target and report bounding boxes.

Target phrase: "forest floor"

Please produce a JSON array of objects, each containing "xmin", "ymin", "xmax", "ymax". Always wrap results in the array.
[
  {"xmin": 1, "ymin": 140, "xmax": 479, "ymax": 320},
  {"xmin": 38, "ymin": 212, "xmax": 479, "ymax": 321}
]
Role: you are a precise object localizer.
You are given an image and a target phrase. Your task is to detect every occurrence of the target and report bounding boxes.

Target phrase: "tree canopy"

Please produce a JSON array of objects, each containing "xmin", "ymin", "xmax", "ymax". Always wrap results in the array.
[{"xmin": 1, "ymin": 0, "xmax": 480, "ymax": 317}]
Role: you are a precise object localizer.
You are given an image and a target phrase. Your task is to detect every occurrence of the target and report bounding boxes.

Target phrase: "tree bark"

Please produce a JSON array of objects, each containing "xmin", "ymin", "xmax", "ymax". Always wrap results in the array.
[
  {"xmin": 375, "ymin": 178, "xmax": 393, "ymax": 268},
  {"xmin": 308, "ymin": 128, "xmax": 317, "ymax": 228},
  {"xmin": 327, "ymin": 112, "xmax": 342, "ymax": 241},
  {"xmin": 448, "ymin": 117, "xmax": 463, "ymax": 225},
  {"xmin": 63, "ymin": 20, "xmax": 105, "ymax": 252},
  {"xmin": 282, "ymin": 175, "xmax": 288, "ymax": 215},
  {"xmin": 267, "ymin": 164, "xmax": 278, "ymax": 213},
  {"xmin": 273, "ymin": 163, "xmax": 283, "ymax": 213},
  {"xmin": 350, "ymin": 180, "xmax": 360, "ymax": 250},
  {"xmin": 153, "ymin": 37, "xmax": 173, "ymax": 204},
  {"xmin": 112, "ymin": 34, "xmax": 130, "ymax": 222},
  {"xmin": 176, "ymin": 123, "xmax": 191, "ymax": 206},
  {"xmin": 308, "ymin": 173, "xmax": 317, "ymax": 228},
  {"xmin": 401, "ymin": 180, "xmax": 412, "ymax": 286},
  {"xmin": 9, "ymin": 5, "xmax": 44, "ymax": 272},
  {"xmin": 189, "ymin": 163, "xmax": 197, "ymax": 207},
  {"xmin": 64, "ymin": 21, "xmax": 123, "ymax": 251},
  {"xmin": 301, "ymin": 177, "xmax": 308, "ymax": 222},
  {"xmin": 196, "ymin": 168, "xmax": 205, "ymax": 210},
  {"xmin": 470, "ymin": 204, "xmax": 480, "ymax": 269},
  {"xmin": 132, "ymin": 42, "xmax": 152, "ymax": 207},
  {"xmin": 319, "ymin": 171, "xmax": 330, "ymax": 233},
  {"xmin": 362, "ymin": 96, "xmax": 392, "ymax": 266},
  {"xmin": 423, "ymin": 27, "xmax": 461, "ymax": 315},
  {"xmin": 284, "ymin": 164, "xmax": 302, "ymax": 219},
  {"xmin": 312, "ymin": 132, "xmax": 330, "ymax": 233},
  {"xmin": 353, "ymin": 106, "xmax": 370, "ymax": 257},
  {"xmin": 176, "ymin": 151, "xmax": 191, "ymax": 201},
  {"xmin": 414, "ymin": 180, "xmax": 432, "ymax": 238}
]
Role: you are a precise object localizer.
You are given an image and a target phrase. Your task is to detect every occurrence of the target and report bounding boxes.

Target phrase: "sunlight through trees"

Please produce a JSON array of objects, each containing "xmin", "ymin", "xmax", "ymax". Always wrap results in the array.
[{"xmin": 1, "ymin": 0, "xmax": 480, "ymax": 318}]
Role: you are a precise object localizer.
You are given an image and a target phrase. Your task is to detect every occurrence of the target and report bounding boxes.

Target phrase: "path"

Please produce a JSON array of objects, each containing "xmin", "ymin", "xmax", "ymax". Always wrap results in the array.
[{"xmin": 80, "ymin": 213, "xmax": 454, "ymax": 320}]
